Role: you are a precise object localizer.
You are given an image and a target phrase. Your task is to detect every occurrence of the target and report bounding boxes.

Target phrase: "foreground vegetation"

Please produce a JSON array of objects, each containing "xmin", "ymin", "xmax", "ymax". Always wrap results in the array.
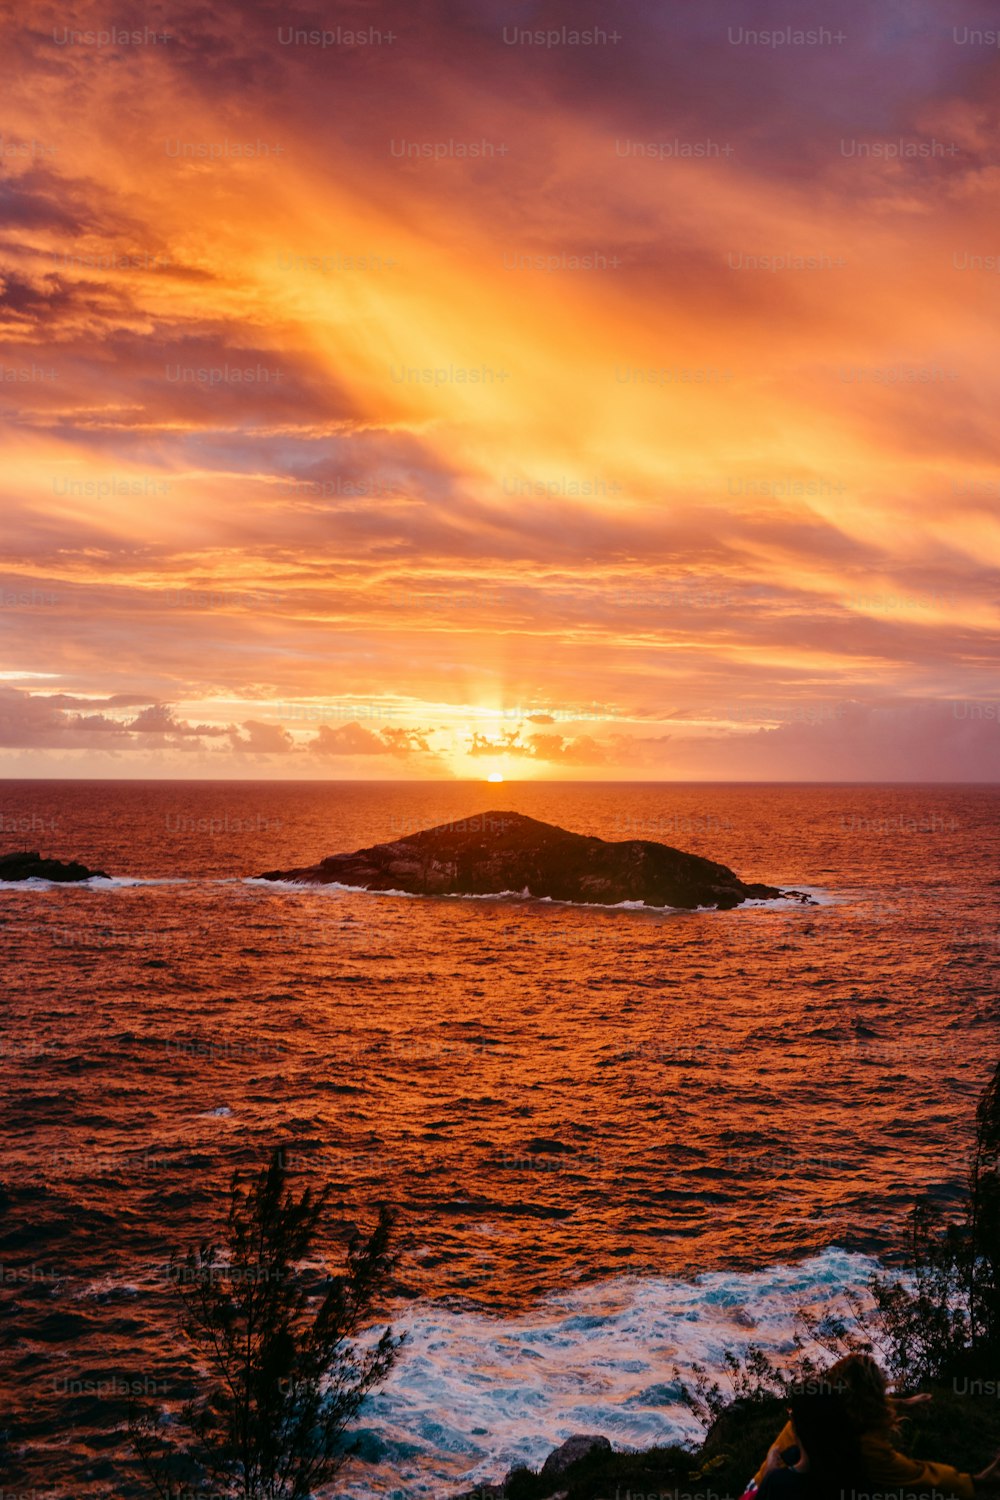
[{"xmin": 130, "ymin": 1150, "xmax": 403, "ymax": 1499}]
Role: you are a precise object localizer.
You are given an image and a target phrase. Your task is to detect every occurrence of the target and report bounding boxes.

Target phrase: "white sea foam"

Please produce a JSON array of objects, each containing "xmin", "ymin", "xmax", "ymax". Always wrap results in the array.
[
  {"xmin": 242, "ymin": 878, "xmax": 832, "ymax": 915},
  {"xmin": 342, "ymin": 1247, "xmax": 878, "ymax": 1498},
  {"xmin": 0, "ymin": 877, "xmax": 67, "ymax": 890}
]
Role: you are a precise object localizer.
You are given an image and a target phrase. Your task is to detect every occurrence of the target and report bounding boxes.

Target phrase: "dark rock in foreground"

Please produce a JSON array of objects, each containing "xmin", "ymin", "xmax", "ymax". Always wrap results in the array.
[
  {"xmin": 453, "ymin": 1432, "xmax": 696, "ymax": 1500},
  {"xmin": 540, "ymin": 1434, "xmax": 612, "ymax": 1477},
  {"xmin": 256, "ymin": 811, "xmax": 812, "ymax": 911},
  {"xmin": 0, "ymin": 850, "xmax": 110, "ymax": 883}
]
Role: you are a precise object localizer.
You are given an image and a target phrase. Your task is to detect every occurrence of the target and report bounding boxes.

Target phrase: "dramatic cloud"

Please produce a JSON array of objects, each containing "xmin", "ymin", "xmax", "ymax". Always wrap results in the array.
[
  {"xmin": 311, "ymin": 722, "xmax": 433, "ymax": 758},
  {"xmin": 2, "ymin": 0, "xmax": 998, "ymax": 778},
  {"xmin": 229, "ymin": 719, "xmax": 295, "ymax": 754}
]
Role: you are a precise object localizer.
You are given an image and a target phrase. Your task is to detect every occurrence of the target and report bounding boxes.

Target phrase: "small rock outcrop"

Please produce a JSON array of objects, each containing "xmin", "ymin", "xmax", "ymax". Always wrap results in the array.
[
  {"xmin": 0, "ymin": 851, "xmax": 110, "ymax": 883},
  {"xmin": 454, "ymin": 1433, "xmax": 617, "ymax": 1498},
  {"xmin": 540, "ymin": 1433, "xmax": 613, "ymax": 1476},
  {"xmin": 257, "ymin": 810, "xmax": 812, "ymax": 911}
]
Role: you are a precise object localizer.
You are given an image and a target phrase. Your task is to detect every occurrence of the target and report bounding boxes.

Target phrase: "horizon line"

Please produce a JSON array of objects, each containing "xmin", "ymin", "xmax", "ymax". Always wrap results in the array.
[{"xmin": 1, "ymin": 776, "xmax": 998, "ymax": 787}]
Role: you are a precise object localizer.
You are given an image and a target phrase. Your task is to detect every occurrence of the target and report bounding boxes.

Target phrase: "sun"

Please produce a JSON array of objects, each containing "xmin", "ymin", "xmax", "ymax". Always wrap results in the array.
[{"xmin": 487, "ymin": 771, "xmax": 504, "ymax": 783}]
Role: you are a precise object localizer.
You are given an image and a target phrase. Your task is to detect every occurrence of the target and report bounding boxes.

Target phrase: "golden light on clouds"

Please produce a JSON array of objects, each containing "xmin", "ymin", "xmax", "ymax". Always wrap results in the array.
[{"xmin": 1, "ymin": 1, "xmax": 999, "ymax": 779}]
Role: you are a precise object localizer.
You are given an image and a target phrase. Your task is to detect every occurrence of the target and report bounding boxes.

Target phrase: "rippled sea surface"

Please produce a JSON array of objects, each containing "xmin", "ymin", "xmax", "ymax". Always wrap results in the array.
[{"xmin": 2, "ymin": 781, "xmax": 998, "ymax": 1497}]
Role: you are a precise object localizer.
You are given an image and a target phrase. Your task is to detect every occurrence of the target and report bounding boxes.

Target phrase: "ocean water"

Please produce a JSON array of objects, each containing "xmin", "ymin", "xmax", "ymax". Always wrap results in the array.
[{"xmin": 1, "ymin": 780, "xmax": 998, "ymax": 1497}]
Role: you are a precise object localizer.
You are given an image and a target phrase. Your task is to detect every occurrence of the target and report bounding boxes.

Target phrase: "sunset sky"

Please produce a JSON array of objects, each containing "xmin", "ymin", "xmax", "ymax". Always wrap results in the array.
[{"xmin": 2, "ymin": 0, "xmax": 999, "ymax": 779}]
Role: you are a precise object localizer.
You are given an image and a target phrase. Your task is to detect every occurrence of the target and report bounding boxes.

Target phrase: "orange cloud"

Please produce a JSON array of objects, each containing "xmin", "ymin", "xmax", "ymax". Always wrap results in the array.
[{"xmin": 2, "ymin": 0, "xmax": 999, "ymax": 779}]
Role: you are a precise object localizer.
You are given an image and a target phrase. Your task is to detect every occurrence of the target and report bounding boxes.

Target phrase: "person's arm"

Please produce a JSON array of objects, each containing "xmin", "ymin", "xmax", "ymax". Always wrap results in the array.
[
  {"xmin": 860, "ymin": 1431, "xmax": 975, "ymax": 1500},
  {"xmin": 753, "ymin": 1422, "xmax": 797, "ymax": 1487},
  {"xmin": 975, "ymin": 1449, "xmax": 1000, "ymax": 1489}
]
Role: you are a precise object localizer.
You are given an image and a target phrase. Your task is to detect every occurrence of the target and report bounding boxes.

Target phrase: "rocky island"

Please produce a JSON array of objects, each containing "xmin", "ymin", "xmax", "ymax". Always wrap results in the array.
[
  {"xmin": 0, "ymin": 851, "xmax": 111, "ymax": 883},
  {"xmin": 256, "ymin": 810, "xmax": 811, "ymax": 910}
]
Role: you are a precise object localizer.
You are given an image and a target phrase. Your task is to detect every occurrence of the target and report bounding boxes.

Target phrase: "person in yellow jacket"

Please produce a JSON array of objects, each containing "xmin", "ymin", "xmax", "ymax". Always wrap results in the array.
[{"xmin": 752, "ymin": 1354, "xmax": 1000, "ymax": 1499}]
